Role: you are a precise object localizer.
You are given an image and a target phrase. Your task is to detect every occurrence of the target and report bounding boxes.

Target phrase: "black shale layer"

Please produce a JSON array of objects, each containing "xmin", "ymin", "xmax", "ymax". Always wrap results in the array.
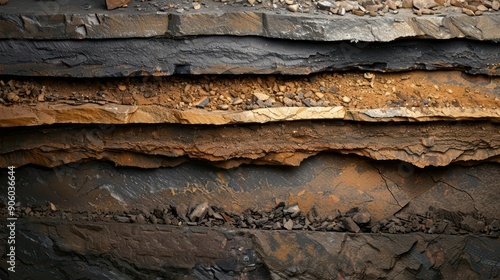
[{"xmin": 0, "ymin": 38, "xmax": 499, "ymax": 77}]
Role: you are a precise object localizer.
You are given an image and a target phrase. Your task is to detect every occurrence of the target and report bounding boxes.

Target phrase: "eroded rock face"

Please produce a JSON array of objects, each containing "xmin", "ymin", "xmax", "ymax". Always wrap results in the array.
[
  {"xmin": 1, "ymin": 220, "xmax": 498, "ymax": 279},
  {"xmin": 2, "ymin": 154, "xmax": 499, "ymax": 221},
  {"xmin": 1, "ymin": 121, "xmax": 498, "ymax": 169},
  {"xmin": 0, "ymin": 1, "xmax": 499, "ymax": 42},
  {"xmin": 0, "ymin": 38, "xmax": 498, "ymax": 77}
]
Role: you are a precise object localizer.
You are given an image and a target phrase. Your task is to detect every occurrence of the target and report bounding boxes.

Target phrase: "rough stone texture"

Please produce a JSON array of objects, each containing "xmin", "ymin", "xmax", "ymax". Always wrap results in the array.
[
  {"xmin": 1, "ymin": 121, "xmax": 498, "ymax": 169},
  {"xmin": 0, "ymin": 0, "xmax": 499, "ymax": 41},
  {"xmin": 0, "ymin": 38, "xmax": 498, "ymax": 77},
  {"xmin": 0, "ymin": 219, "xmax": 498, "ymax": 279},
  {"xmin": 398, "ymin": 163, "xmax": 500, "ymax": 217},
  {"xmin": 106, "ymin": 0, "xmax": 131, "ymax": 10},
  {"xmin": 1, "ymin": 103, "xmax": 499, "ymax": 128},
  {"xmin": 1, "ymin": 154, "xmax": 499, "ymax": 221}
]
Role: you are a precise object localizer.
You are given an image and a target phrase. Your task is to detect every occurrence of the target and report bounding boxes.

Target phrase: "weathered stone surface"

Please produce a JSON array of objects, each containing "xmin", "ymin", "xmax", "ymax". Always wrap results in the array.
[
  {"xmin": 252, "ymin": 230, "xmax": 500, "ymax": 279},
  {"xmin": 2, "ymin": 152, "xmax": 500, "ymax": 221},
  {"xmin": 1, "ymin": 220, "xmax": 498, "ymax": 279},
  {"xmin": 1, "ymin": 104, "xmax": 500, "ymax": 128},
  {"xmin": 0, "ymin": 1, "xmax": 499, "ymax": 41},
  {"xmin": 0, "ymin": 37, "xmax": 498, "ymax": 77},
  {"xmin": 1, "ymin": 121, "xmax": 498, "ymax": 168},
  {"xmin": 397, "ymin": 163, "xmax": 500, "ymax": 218},
  {"xmin": 106, "ymin": 0, "xmax": 131, "ymax": 10}
]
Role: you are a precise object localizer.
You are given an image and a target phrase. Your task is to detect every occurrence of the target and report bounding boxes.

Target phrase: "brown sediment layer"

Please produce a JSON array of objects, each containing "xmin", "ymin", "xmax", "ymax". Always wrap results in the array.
[
  {"xmin": 1, "ymin": 121, "xmax": 499, "ymax": 169},
  {"xmin": 1, "ymin": 71, "xmax": 499, "ymax": 127}
]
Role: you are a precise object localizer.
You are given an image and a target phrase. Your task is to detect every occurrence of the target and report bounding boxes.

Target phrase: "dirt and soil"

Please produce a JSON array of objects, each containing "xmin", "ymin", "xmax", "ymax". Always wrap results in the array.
[{"xmin": 1, "ymin": 71, "xmax": 498, "ymax": 111}]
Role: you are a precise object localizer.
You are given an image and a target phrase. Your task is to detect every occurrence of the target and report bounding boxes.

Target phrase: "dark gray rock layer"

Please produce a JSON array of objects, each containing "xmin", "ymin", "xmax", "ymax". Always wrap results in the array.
[
  {"xmin": 0, "ymin": 0, "xmax": 499, "ymax": 42},
  {"xmin": 0, "ymin": 219, "xmax": 498, "ymax": 279},
  {"xmin": 0, "ymin": 37, "xmax": 498, "ymax": 77},
  {"xmin": 1, "ymin": 153, "xmax": 499, "ymax": 221}
]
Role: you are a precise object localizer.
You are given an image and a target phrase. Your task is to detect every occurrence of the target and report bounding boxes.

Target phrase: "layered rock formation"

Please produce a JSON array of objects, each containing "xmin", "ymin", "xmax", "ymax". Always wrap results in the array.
[
  {"xmin": 1, "ymin": 121, "xmax": 499, "ymax": 169},
  {"xmin": 1, "ymin": 220, "xmax": 498, "ymax": 279},
  {"xmin": 0, "ymin": 0, "xmax": 499, "ymax": 279}
]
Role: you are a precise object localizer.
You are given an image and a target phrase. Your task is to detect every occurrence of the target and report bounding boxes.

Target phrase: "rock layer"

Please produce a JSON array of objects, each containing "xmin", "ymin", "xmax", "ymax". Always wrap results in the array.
[
  {"xmin": 0, "ymin": 38, "xmax": 498, "ymax": 77},
  {"xmin": 1, "ymin": 104, "xmax": 499, "ymax": 128},
  {"xmin": 2, "ymin": 153, "xmax": 499, "ymax": 222},
  {"xmin": 1, "ymin": 219, "xmax": 498, "ymax": 279},
  {"xmin": 0, "ymin": 0, "xmax": 499, "ymax": 42},
  {"xmin": 1, "ymin": 121, "xmax": 499, "ymax": 169}
]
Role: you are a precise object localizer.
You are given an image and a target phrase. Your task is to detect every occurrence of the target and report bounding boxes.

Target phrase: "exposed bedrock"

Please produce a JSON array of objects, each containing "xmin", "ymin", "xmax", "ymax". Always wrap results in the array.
[
  {"xmin": 0, "ymin": 220, "xmax": 498, "ymax": 279},
  {"xmin": 0, "ymin": 38, "xmax": 499, "ymax": 77},
  {"xmin": 1, "ymin": 121, "xmax": 499, "ymax": 169},
  {"xmin": 1, "ymin": 0, "xmax": 499, "ymax": 42},
  {"xmin": 1, "ymin": 154, "xmax": 499, "ymax": 221}
]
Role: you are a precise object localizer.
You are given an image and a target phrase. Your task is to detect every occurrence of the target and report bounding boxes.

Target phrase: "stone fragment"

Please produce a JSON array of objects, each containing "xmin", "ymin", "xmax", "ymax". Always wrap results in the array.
[
  {"xmin": 192, "ymin": 2, "xmax": 201, "ymax": 9},
  {"xmin": 287, "ymin": 4, "xmax": 299, "ymax": 12},
  {"xmin": 283, "ymin": 97, "xmax": 294, "ymax": 106},
  {"xmin": 209, "ymin": 207, "xmax": 224, "ymax": 220},
  {"xmin": 413, "ymin": 0, "xmax": 438, "ymax": 9},
  {"xmin": 284, "ymin": 204, "xmax": 301, "ymax": 217},
  {"xmin": 273, "ymin": 221, "xmax": 282, "ymax": 229},
  {"xmin": 37, "ymin": 93, "xmax": 45, "ymax": 102},
  {"xmin": 352, "ymin": 9, "xmax": 365, "ymax": 15},
  {"xmin": 387, "ymin": 0, "xmax": 398, "ymax": 9},
  {"xmin": 49, "ymin": 202, "xmax": 57, "ymax": 212},
  {"xmin": 175, "ymin": 203, "xmax": 189, "ymax": 220},
  {"xmin": 353, "ymin": 211, "xmax": 371, "ymax": 224},
  {"xmin": 232, "ymin": 97, "xmax": 243, "ymax": 105},
  {"xmin": 315, "ymin": 92, "xmax": 324, "ymax": 99},
  {"xmin": 114, "ymin": 216, "xmax": 129, "ymax": 223},
  {"xmin": 253, "ymin": 90, "xmax": 270, "ymax": 101},
  {"xmin": 150, "ymin": 215, "xmax": 158, "ymax": 224},
  {"xmin": 402, "ymin": 0, "xmax": 413, "ymax": 8},
  {"xmin": 5, "ymin": 92, "xmax": 19, "ymax": 102},
  {"xmin": 136, "ymin": 214, "xmax": 146, "ymax": 224},
  {"xmin": 493, "ymin": 0, "xmax": 500, "ymax": 10},
  {"xmin": 476, "ymin": 4, "xmax": 488, "ymax": 11},
  {"xmin": 106, "ymin": 0, "xmax": 131, "ymax": 10},
  {"xmin": 217, "ymin": 105, "xmax": 229, "ymax": 110},
  {"xmin": 248, "ymin": 0, "xmax": 256, "ymax": 3},
  {"xmin": 122, "ymin": 95, "xmax": 135, "ymax": 105},
  {"xmin": 317, "ymin": 0, "xmax": 337, "ymax": 10},
  {"xmin": 463, "ymin": 4, "xmax": 477, "ymax": 11},
  {"xmin": 189, "ymin": 202, "xmax": 209, "ymax": 222},
  {"xmin": 460, "ymin": 215, "xmax": 485, "ymax": 233},
  {"xmin": 284, "ymin": 219, "xmax": 294, "ymax": 230},
  {"xmin": 343, "ymin": 217, "xmax": 361, "ymax": 233},
  {"xmin": 342, "ymin": 96, "xmax": 351, "ymax": 103},
  {"xmin": 285, "ymin": 0, "xmax": 294, "ymax": 4},
  {"xmin": 194, "ymin": 97, "xmax": 210, "ymax": 108},
  {"xmin": 462, "ymin": 7, "xmax": 475, "ymax": 15},
  {"xmin": 162, "ymin": 214, "xmax": 172, "ymax": 225},
  {"xmin": 338, "ymin": 0, "xmax": 359, "ymax": 11}
]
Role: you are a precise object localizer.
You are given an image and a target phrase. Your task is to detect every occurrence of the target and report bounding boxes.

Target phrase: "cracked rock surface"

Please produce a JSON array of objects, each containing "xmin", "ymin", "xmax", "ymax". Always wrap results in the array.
[
  {"xmin": 1, "ymin": 0, "xmax": 499, "ymax": 41},
  {"xmin": 1, "ymin": 121, "xmax": 499, "ymax": 169},
  {"xmin": 0, "ymin": 219, "xmax": 498, "ymax": 279},
  {"xmin": 0, "ymin": 38, "xmax": 499, "ymax": 77},
  {"xmin": 1, "ymin": 153, "xmax": 499, "ymax": 221}
]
